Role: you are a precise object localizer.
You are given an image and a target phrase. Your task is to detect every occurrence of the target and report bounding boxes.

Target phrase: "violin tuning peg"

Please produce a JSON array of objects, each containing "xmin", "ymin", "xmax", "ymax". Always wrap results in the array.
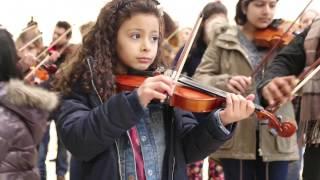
[
  {"xmin": 276, "ymin": 115, "xmax": 283, "ymax": 120},
  {"xmin": 269, "ymin": 128, "xmax": 278, "ymax": 136}
]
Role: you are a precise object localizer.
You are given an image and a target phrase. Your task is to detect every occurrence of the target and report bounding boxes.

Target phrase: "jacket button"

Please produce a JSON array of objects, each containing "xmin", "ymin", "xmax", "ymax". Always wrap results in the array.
[
  {"xmin": 147, "ymin": 169, "xmax": 153, "ymax": 176},
  {"xmin": 141, "ymin": 136, "xmax": 147, "ymax": 142}
]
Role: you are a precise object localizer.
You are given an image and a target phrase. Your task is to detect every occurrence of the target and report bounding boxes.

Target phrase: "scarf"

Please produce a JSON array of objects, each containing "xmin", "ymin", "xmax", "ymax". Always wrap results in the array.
[{"xmin": 301, "ymin": 18, "xmax": 320, "ymax": 144}]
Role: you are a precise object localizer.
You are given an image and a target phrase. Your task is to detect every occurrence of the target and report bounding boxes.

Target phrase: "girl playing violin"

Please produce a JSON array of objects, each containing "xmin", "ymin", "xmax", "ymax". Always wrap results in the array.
[
  {"xmin": 53, "ymin": 0, "xmax": 255, "ymax": 179},
  {"xmin": 193, "ymin": 0, "xmax": 299, "ymax": 180}
]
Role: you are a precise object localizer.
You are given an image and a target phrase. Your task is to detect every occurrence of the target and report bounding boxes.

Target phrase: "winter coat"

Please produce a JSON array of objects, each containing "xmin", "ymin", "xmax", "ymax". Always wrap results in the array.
[
  {"xmin": 55, "ymin": 60, "xmax": 236, "ymax": 179},
  {"xmin": 193, "ymin": 24, "xmax": 299, "ymax": 162},
  {"xmin": 0, "ymin": 80, "xmax": 58, "ymax": 180}
]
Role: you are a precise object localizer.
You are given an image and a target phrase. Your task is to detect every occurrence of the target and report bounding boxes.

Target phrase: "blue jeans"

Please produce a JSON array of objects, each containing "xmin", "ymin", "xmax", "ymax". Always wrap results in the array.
[{"xmin": 38, "ymin": 122, "xmax": 68, "ymax": 180}]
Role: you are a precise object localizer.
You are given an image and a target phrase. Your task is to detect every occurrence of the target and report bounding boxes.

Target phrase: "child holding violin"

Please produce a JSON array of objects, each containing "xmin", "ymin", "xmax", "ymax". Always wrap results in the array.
[
  {"xmin": 53, "ymin": 0, "xmax": 255, "ymax": 179},
  {"xmin": 193, "ymin": 0, "xmax": 299, "ymax": 180},
  {"xmin": 258, "ymin": 18, "xmax": 320, "ymax": 180}
]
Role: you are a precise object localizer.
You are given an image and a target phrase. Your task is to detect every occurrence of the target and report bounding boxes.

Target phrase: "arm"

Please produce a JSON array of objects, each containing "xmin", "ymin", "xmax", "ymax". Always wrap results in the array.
[
  {"xmin": 259, "ymin": 30, "xmax": 307, "ymax": 86},
  {"xmin": 56, "ymin": 90, "xmax": 145, "ymax": 161},
  {"xmin": 175, "ymin": 109, "xmax": 234, "ymax": 163},
  {"xmin": 257, "ymin": 30, "xmax": 308, "ymax": 106}
]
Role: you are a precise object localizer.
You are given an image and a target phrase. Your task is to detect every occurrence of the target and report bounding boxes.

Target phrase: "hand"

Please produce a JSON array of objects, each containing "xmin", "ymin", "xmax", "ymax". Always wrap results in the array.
[
  {"xmin": 49, "ymin": 50, "xmax": 61, "ymax": 62},
  {"xmin": 219, "ymin": 93, "xmax": 255, "ymax": 125},
  {"xmin": 137, "ymin": 75, "xmax": 175, "ymax": 107},
  {"xmin": 262, "ymin": 75, "xmax": 298, "ymax": 106},
  {"xmin": 20, "ymin": 53, "xmax": 38, "ymax": 67},
  {"xmin": 227, "ymin": 76, "xmax": 252, "ymax": 94}
]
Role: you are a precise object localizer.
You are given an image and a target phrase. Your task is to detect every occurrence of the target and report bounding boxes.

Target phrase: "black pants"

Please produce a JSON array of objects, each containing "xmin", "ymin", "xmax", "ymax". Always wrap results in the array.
[{"xmin": 303, "ymin": 144, "xmax": 320, "ymax": 180}]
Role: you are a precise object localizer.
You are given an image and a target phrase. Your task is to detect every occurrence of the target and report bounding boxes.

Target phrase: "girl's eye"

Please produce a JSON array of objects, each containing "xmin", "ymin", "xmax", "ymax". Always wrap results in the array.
[
  {"xmin": 151, "ymin": 36, "xmax": 159, "ymax": 42},
  {"xmin": 269, "ymin": 3, "xmax": 276, "ymax": 9},
  {"xmin": 131, "ymin": 33, "xmax": 141, "ymax": 40}
]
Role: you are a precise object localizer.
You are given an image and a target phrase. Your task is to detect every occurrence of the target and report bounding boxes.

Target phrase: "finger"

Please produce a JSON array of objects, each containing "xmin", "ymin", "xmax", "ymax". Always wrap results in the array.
[
  {"xmin": 279, "ymin": 81, "xmax": 294, "ymax": 99},
  {"xmin": 144, "ymin": 88, "xmax": 167, "ymax": 101},
  {"xmin": 227, "ymin": 84, "xmax": 240, "ymax": 94},
  {"xmin": 147, "ymin": 81, "xmax": 173, "ymax": 96},
  {"xmin": 246, "ymin": 100, "xmax": 255, "ymax": 114},
  {"xmin": 246, "ymin": 94, "xmax": 255, "ymax": 101},
  {"xmin": 262, "ymin": 87, "xmax": 275, "ymax": 106},
  {"xmin": 266, "ymin": 82, "xmax": 285, "ymax": 103},
  {"xmin": 231, "ymin": 94, "xmax": 240, "ymax": 113},
  {"xmin": 229, "ymin": 79, "xmax": 245, "ymax": 93},
  {"xmin": 152, "ymin": 75, "xmax": 174, "ymax": 84},
  {"xmin": 236, "ymin": 77, "xmax": 249, "ymax": 90},
  {"xmin": 245, "ymin": 76, "xmax": 252, "ymax": 86},
  {"xmin": 225, "ymin": 93, "xmax": 232, "ymax": 112},
  {"xmin": 238, "ymin": 94, "xmax": 247, "ymax": 111}
]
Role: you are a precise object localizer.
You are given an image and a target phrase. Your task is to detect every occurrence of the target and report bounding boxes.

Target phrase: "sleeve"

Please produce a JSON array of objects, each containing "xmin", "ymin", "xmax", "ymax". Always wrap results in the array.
[
  {"xmin": 55, "ymin": 90, "xmax": 146, "ymax": 161},
  {"xmin": 174, "ymin": 108, "xmax": 235, "ymax": 163},
  {"xmin": 0, "ymin": 137, "xmax": 8, "ymax": 162},
  {"xmin": 192, "ymin": 38, "xmax": 231, "ymax": 91},
  {"xmin": 258, "ymin": 30, "xmax": 308, "ymax": 87},
  {"xmin": 257, "ymin": 29, "xmax": 308, "ymax": 105}
]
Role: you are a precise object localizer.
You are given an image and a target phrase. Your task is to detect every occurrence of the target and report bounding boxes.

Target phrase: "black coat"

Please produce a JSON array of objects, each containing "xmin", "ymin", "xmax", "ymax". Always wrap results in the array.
[{"xmin": 56, "ymin": 84, "xmax": 234, "ymax": 180}]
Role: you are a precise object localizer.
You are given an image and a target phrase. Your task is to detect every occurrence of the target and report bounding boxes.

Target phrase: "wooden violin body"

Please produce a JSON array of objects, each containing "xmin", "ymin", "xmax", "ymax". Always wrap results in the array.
[
  {"xmin": 254, "ymin": 19, "xmax": 301, "ymax": 48},
  {"xmin": 116, "ymin": 75, "xmax": 225, "ymax": 112}
]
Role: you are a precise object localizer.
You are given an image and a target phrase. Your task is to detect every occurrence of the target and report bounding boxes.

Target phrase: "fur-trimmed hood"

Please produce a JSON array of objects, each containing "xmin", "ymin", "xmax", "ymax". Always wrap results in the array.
[
  {"xmin": 0, "ymin": 79, "xmax": 58, "ymax": 111},
  {"xmin": 0, "ymin": 79, "xmax": 59, "ymax": 143}
]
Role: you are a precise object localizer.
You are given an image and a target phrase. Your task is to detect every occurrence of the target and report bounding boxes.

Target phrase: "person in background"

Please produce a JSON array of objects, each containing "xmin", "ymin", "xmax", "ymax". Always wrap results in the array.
[
  {"xmin": 79, "ymin": 21, "xmax": 95, "ymax": 37},
  {"xmin": 37, "ymin": 21, "xmax": 73, "ymax": 180},
  {"xmin": 193, "ymin": 0, "xmax": 299, "ymax": 180},
  {"xmin": 53, "ymin": 0, "xmax": 256, "ymax": 179},
  {"xmin": 172, "ymin": 1, "xmax": 229, "ymax": 179},
  {"xmin": 173, "ymin": 1, "xmax": 228, "ymax": 77},
  {"xmin": 15, "ymin": 22, "xmax": 44, "ymax": 75},
  {"xmin": 299, "ymin": 9, "xmax": 320, "ymax": 31},
  {"xmin": 258, "ymin": 18, "xmax": 320, "ymax": 180},
  {"xmin": 0, "ymin": 28, "xmax": 58, "ymax": 180},
  {"xmin": 161, "ymin": 11, "xmax": 179, "ymax": 67}
]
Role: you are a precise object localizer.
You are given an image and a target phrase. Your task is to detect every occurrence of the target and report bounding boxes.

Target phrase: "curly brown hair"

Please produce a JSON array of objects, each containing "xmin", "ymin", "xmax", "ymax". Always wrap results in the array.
[{"xmin": 55, "ymin": 0, "xmax": 163, "ymax": 101}]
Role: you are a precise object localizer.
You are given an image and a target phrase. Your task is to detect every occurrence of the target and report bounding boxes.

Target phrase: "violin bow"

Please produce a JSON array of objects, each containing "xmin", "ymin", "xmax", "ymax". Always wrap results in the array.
[
  {"xmin": 24, "ymin": 43, "xmax": 69, "ymax": 81},
  {"xmin": 18, "ymin": 33, "xmax": 43, "ymax": 52},
  {"xmin": 251, "ymin": 0, "xmax": 314, "ymax": 77},
  {"xmin": 36, "ymin": 26, "xmax": 72, "ymax": 60},
  {"xmin": 266, "ymin": 56, "xmax": 320, "ymax": 112},
  {"xmin": 292, "ymin": 56, "xmax": 320, "ymax": 95},
  {"xmin": 172, "ymin": 13, "xmax": 203, "ymax": 83}
]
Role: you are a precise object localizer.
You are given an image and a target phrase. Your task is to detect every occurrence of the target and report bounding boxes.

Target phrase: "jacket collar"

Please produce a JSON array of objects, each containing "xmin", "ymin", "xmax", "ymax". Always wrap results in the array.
[
  {"xmin": 0, "ymin": 79, "xmax": 59, "ymax": 142},
  {"xmin": 214, "ymin": 25, "xmax": 253, "ymax": 68},
  {"xmin": 0, "ymin": 79, "xmax": 58, "ymax": 111}
]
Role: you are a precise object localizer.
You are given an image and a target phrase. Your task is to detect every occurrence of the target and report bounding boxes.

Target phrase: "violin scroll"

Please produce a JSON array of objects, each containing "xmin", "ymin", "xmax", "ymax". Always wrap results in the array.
[{"xmin": 255, "ymin": 109, "xmax": 296, "ymax": 137}]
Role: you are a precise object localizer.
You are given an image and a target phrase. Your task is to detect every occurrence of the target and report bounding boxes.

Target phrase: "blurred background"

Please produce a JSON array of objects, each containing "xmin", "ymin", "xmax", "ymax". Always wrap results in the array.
[{"xmin": 0, "ymin": 0, "xmax": 319, "ymax": 44}]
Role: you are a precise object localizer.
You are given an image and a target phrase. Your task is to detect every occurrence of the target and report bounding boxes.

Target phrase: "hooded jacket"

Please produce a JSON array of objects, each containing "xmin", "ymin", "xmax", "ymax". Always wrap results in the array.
[{"xmin": 0, "ymin": 80, "xmax": 58, "ymax": 180}]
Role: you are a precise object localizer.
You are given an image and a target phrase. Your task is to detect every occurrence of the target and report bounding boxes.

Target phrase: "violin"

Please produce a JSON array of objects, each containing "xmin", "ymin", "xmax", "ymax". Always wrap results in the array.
[
  {"xmin": 116, "ymin": 74, "xmax": 296, "ymax": 138},
  {"xmin": 254, "ymin": 18, "xmax": 301, "ymax": 48}
]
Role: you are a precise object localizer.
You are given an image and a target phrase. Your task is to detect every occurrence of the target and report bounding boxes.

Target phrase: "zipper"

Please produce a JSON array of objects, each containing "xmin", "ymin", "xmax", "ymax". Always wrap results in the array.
[
  {"xmin": 127, "ymin": 131, "xmax": 138, "ymax": 180},
  {"xmin": 115, "ymin": 140, "xmax": 123, "ymax": 180},
  {"xmin": 171, "ymin": 157, "xmax": 175, "ymax": 180}
]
